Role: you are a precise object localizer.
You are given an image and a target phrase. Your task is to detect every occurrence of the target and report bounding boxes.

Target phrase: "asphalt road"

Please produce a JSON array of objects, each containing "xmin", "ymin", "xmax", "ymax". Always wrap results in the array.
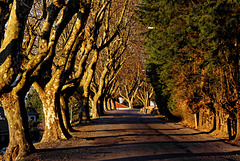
[{"xmin": 28, "ymin": 109, "xmax": 240, "ymax": 161}]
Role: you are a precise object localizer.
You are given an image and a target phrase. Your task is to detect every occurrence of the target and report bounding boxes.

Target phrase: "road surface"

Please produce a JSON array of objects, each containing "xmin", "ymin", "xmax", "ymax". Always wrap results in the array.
[{"xmin": 27, "ymin": 109, "xmax": 240, "ymax": 161}]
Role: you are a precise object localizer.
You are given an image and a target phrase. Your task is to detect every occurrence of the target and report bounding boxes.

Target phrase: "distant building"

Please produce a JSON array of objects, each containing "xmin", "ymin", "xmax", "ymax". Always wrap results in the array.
[
  {"xmin": 27, "ymin": 111, "xmax": 39, "ymax": 122},
  {"xmin": 150, "ymin": 100, "xmax": 157, "ymax": 107},
  {"xmin": 119, "ymin": 97, "xmax": 124, "ymax": 104}
]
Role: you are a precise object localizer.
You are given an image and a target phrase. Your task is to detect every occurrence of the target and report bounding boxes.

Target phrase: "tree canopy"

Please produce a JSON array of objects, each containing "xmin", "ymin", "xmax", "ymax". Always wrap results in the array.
[{"xmin": 136, "ymin": 0, "xmax": 240, "ymax": 141}]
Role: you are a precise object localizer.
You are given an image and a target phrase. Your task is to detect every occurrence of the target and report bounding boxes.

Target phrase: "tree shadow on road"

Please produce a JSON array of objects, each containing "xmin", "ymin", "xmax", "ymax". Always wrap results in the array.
[
  {"xmin": 101, "ymin": 150, "xmax": 240, "ymax": 161},
  {"xmin": 85, "ymin": 110, "xmax": 169, "ymax": 125},
  {"xmin": 27, "ymin": 140, "xmax": 240, "ymax": 160},
  {"xmin": 80, "ymin": 128, "xmax": 185, "ymax": 133}
]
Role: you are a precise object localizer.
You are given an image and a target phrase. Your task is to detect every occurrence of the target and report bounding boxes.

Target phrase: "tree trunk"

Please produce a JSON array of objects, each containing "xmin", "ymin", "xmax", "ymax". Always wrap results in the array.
[
  {"xmin": 199, "ymin": 110, "xmax": 203, "ymax": 127},
  {"xmin": 92, "ymin": 94, "xmax": 104, "ymax": 118},
  {"xmin": 211, "ymin": 112, "xmax": 216, "ymax": 132},
  {"xmin": 234, "ymin": 108, "xmax": 240, "ymax": 143},
  {"xmin": 41, "ymin": 91, "xmax": 71, "ymax": 142},
  {"xmin": 60, "ymin": 95, "xmax": 74, "ymax": 132},
  {"xmin": 111, "ymin": 99, "xmax": 116, "ymax": 110},
  {"xmin": 194, "ymin": 113, "xmax": 198, "ymax": 129},
  {"xmin": 92, "ymin": 99, "xmax": 100, "ymax": 118},
  {"xmin": 216, "ymin": 111, "xmax": 220, "ymax": 131},
  {"xmin": 128, "ymin": 100, "xmax": 133, "ymax": 109},
  {"xmin": 103, "ymin": 97, "xmax": 107, "ymax": 111},
  {"xmin": 143, "ymin": 100, "xmax": 149, "ymax": 114},
  {"xmin": 99, "ymin": 97, "xmax": 105, "ymax": 116},
  {"xmin": 106, "ymin": 97, "xmax": 112, "ymax": 111},
  {"xmin": 1, "ymin": 93, "xmax": 34, "ymax": 161},
  {"xmin": 227, "ymin": 117, "xmax": 232, "ymax": 140},
  {"xmin": 82, "ymin": 97, "xmax": 90, "ymax": 123}
]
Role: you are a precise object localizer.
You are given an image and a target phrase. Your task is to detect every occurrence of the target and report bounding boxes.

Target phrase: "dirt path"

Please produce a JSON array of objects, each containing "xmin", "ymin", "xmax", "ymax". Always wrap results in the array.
[{"xmin": 26, "ymin": 109, "xmax": 240, "ymax": 161}]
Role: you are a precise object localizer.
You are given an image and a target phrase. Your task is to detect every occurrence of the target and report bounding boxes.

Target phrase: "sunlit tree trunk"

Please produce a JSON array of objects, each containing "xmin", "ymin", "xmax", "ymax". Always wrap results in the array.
[
  {"xmin": 92, "ymin": 91, "xmax": 105, "ymax": 118},
  {"xmin": 103, "ymin": 97, "xmax": 107, "ymax": 111},
  {"xmin": 41, "ymin": 91, "xmax": 71, "ymax": 142},
  {"xmin": 92, "ymin": 97, "xmax": 100, "ymax": 118},
  {"xmin": 111, "ymin": 98, "xmax": 116, "ymax": 110},
  {"xmin": 91, "ymin": 60, "xmax": 113, "ymax": 117},
  {"xmin": 107, "ymin": 97, "xmax": 112, "ymax": 110},
  {"xmin": 1, "ymin": 93, "xmax": 34, "ymax": 161},
  {"xmin": 0, "ymin": 0, "xmax": 34, "ymax": 160},
  {"xmin": 34, "ymin": 82, "xmax": 71, "ymax": 143},
  {"xmin": 128, "ymin": 99, "xmax": 134, "ymax": 109},
  {"xmin": 91, "ymin": 95, "xmax": 105, "ymax": 118},
  {"xmin": 34, "ymin": 0, "xmax": 92, "ymax": 141},
  {"xmin": 85, "ymin": 49, "xmax": 101, "ymax": 119}
]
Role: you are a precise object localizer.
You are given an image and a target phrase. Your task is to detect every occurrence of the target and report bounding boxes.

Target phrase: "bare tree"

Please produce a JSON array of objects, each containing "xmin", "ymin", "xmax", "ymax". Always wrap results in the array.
[
  {"xmin": 137, "ymin": 81, "xmax": 154, "ymax": 113},
  {"xmin": 118, "ymin": 55, "xmax": 145, "ymax": 109}
]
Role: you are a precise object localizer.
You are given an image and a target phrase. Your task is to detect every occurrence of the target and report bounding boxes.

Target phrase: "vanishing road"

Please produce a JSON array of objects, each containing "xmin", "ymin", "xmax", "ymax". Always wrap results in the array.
[{"xmin": 28, "ymin": 109, "xmax": 240, "ymax": 161}]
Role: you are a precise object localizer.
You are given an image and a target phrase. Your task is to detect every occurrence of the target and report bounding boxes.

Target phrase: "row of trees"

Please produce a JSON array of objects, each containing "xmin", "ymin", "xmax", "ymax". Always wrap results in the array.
[
  {"xmin": 0, "ymin": 0, "xmax": 155, "ymax": 160},
  {"xmin": 137, "ymin": 0, "xmax": 240, "ymax": 143}
]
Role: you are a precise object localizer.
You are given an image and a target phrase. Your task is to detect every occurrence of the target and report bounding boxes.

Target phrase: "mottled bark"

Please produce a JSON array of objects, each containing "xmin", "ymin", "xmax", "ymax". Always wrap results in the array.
[
  {"xmin": 41, "ymin": 99, "xmax": 70, "ymax": 142},
  {"xmin": 1, "ymin": 93, "xmax": 34, "ymax": 161},
  {"xmin": 35, "ymin": 81, "xmax": 71, "ymax": 142},
  {"xmin": 0, "ymin": 0, "xmax": 34, "ymax": 160},
  {"xmin": 4, "ymin": 6, "xmax": 66, "ymax": 149},
  {"xmin": 33, "ymin": 0, "xmax": 91, "ymax": 142}
]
